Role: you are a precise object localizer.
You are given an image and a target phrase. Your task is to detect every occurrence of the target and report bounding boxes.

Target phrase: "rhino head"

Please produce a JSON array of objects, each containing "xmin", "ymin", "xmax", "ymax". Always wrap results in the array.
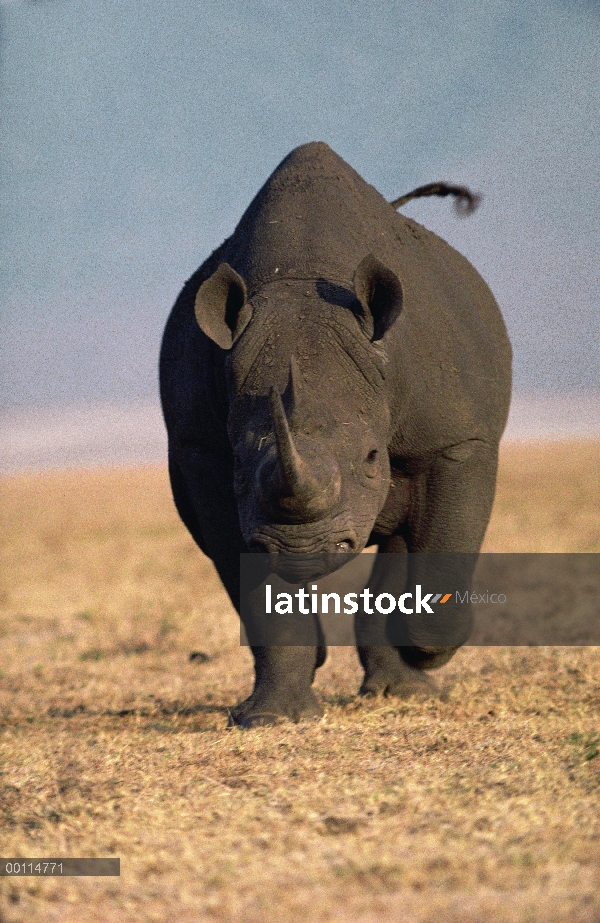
[{"xmin": 194, "ymin": 255, "xmax": 403, "ymax": 556}]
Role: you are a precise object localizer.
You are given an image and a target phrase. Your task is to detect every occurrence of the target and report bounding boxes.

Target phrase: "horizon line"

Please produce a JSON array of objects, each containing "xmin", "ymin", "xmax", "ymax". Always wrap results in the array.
[{"xmin": 0, "ymin": 394, "xmax": 598, "ymax": 475}]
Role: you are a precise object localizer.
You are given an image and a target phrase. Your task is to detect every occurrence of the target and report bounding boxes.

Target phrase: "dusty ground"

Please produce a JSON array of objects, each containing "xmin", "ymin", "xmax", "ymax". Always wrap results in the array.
[{"xmin": 0, "ymin": 441, "xmax": 598, "ymax": 923}]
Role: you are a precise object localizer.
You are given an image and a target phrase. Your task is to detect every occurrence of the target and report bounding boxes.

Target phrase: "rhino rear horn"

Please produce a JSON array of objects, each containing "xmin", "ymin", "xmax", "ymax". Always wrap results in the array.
[
  {"xmin": 353, "ymin": 254, "xmax": 403, "ymax": 341},
  {"xmin": 282, "ymin": 354, "xmax": 303, "ymax": 424},
  {"xmin": 194, "ymin": 263, "xmax": 250, "ymax": 349}
]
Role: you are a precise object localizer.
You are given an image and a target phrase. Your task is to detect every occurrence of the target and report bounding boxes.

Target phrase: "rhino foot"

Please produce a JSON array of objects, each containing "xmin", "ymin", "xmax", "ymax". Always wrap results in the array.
[
  {"xmin": 358, "ymin": 645, "xmax": 438, "ymax": 698},
  {"xmin": 227, "ymin": 690, "xmax": 323, "ymax": 729},
  {"xmin": 358, "ymin": 647, "xmax": 438, "ymax": 699},
  {"xmin": 359, "ymin": 667, "xmax": 437, "ymax": 699}
]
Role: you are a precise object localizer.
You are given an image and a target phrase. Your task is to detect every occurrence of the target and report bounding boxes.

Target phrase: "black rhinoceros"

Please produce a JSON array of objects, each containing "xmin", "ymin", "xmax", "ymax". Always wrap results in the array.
[{"xmin": 160, "ymin": 142, "xmax": 511, "ymax": 727}]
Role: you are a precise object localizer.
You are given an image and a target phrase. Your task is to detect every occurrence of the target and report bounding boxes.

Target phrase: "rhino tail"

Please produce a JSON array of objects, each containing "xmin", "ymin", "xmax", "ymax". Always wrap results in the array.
[{"xmin": 390, "ymin": 182, "xmax": 481, "ymax": 215}]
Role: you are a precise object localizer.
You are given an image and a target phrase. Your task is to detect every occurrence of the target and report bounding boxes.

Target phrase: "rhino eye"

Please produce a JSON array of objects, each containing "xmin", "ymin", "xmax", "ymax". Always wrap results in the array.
[{"xmin": 363, "ymin": 448, "xmax": 380, "ymax": 479}]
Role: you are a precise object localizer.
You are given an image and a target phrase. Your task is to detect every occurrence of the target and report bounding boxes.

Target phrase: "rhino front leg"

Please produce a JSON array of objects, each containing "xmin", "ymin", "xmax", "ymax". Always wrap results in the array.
[
  {"xmin": 358, "ymin": 441, "xmax": 499, "ymax": 694},
  {"xmin": 168, "ymin": 452, "xmax": 322, "ymax": 727},
  {"xmin": 356, "ymin": 544, "xmax": 436, "ymax": 697},
  {"xmin": 228, "ymin": 645, "xmax": 325, "ymax": 728}
]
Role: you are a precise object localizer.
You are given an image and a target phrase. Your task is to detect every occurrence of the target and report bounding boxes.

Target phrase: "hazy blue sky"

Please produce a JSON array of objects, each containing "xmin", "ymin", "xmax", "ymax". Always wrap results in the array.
[{"xmin": 1, "ymin": 0, "xmax": 598, "ymax": 411}]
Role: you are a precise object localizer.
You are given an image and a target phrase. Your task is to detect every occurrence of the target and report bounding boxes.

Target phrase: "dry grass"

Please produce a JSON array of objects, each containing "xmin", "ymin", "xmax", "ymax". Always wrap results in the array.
[{"xmin": 0, "ymin": 441, "xmax": 599, "ymax": 923}]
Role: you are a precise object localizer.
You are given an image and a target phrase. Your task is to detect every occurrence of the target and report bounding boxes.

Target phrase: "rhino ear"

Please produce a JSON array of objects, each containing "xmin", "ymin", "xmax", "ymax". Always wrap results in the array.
[
  {"xmin": 194, "ymin": 263, "xmax": 250, "ymax": 349},
  {"xmin": 353, "ymin": 254, "xmax": 403, "ymax": 341}
]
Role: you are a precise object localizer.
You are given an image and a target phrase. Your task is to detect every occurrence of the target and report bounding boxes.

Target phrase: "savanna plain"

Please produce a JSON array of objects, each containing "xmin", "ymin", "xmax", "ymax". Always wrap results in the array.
[{"xmin": 0, "ymin": 441, "xmax": 599, "ymax": 923}]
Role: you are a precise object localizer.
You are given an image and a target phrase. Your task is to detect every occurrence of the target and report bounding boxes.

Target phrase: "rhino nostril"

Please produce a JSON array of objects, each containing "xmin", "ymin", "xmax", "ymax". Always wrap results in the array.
[{"xmin": 335, "ymin": 540, "xmax": 353, "ymax": 552}]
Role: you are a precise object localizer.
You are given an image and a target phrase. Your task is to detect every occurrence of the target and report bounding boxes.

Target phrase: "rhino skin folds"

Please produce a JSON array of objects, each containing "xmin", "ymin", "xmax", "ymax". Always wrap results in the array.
[{"xmin": 160, "ymin": 142, "xmax": 512, "ymax": 728}]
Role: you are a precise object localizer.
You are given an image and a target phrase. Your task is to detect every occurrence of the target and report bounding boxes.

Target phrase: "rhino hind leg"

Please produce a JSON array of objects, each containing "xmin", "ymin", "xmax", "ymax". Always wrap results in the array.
[
  {"xmin": 228, "ymin": 646, "xmax": 324, "ymax": 728},
  {"xmin": 358, "ymin": 443, "xmax": 500, "ymax": 696}
]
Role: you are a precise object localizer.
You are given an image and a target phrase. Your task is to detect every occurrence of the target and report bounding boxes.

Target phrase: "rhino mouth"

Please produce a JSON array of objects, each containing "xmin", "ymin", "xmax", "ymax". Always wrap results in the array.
[
  {"xmin": 270, "ymin": 553, "xmax": 343, "ymax": 582},
  {"xmin": 249, "ymin": 549, "xmax": 356, "ymax": 583},
  {"xmin": 248, "ymin": 525, "xmax": 358, "ymax": 581},
  {"xmin": 248, "ymin": 524, "xmax": 357, "ymax": 555}
]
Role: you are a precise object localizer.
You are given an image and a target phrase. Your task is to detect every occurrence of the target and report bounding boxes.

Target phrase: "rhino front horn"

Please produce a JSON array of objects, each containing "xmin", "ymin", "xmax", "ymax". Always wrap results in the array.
[{"xmin": 267, "ymin": 386, "xmax": 341, "ymax": 522}]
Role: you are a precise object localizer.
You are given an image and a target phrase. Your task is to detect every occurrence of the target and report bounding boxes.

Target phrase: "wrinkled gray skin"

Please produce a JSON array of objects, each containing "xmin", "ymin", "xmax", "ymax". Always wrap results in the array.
[{"xmin": 160, "ymin": 142, "xmax": 512, "ymax": 727}]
